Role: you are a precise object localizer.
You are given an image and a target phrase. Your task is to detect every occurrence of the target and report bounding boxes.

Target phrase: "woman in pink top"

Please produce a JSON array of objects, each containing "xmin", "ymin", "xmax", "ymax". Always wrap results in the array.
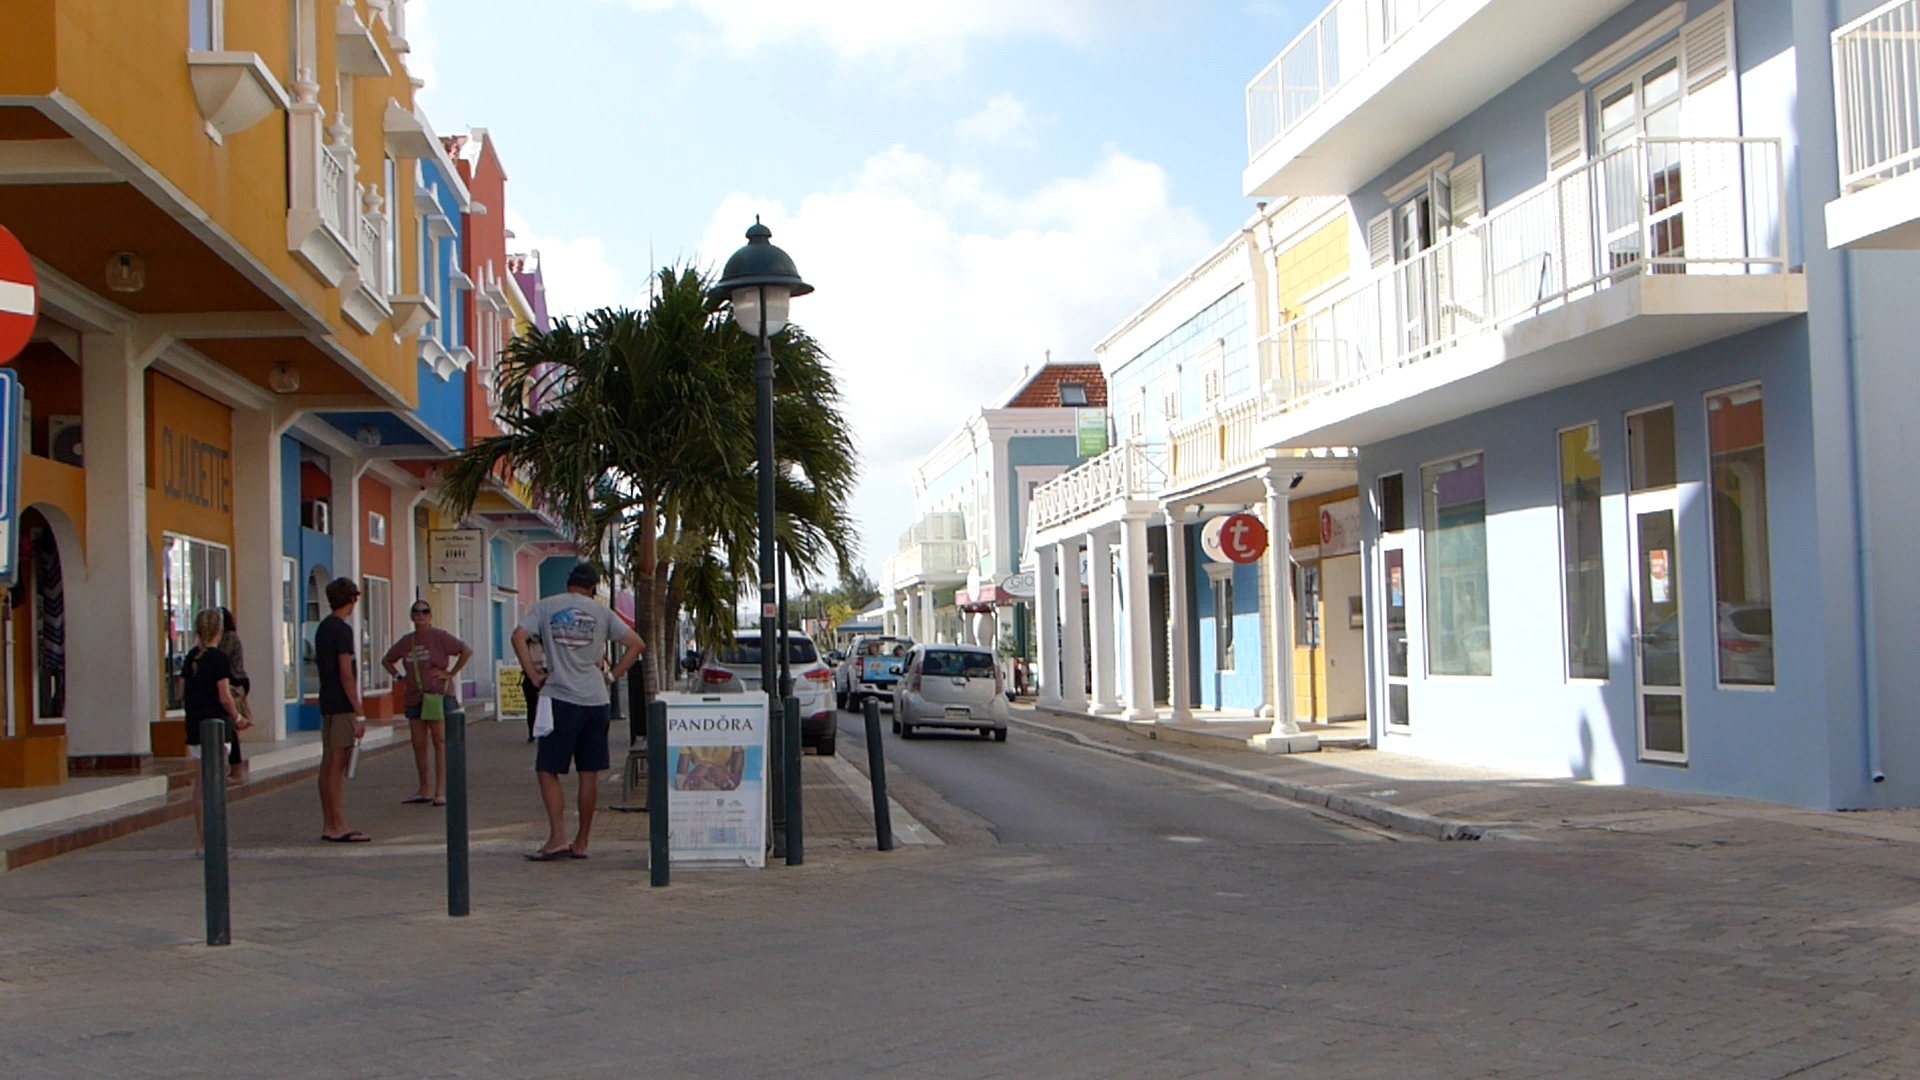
[{"xmin": 382, "ymin": 600, "xmax": 473, "ymax": 806}]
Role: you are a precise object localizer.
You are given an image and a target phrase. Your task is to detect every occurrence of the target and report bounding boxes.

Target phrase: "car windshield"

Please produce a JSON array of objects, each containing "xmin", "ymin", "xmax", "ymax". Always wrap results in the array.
[
  {"xmin": 922, "ymin": 650, "xmax": 995, "ymax": 678},
  {"xmin": 717, "ymin": 638, "xmax": 819, "ymax": 665},
  {"xmin": 861, "ymin": 638, "xmax": 912, "ymax": 657}
]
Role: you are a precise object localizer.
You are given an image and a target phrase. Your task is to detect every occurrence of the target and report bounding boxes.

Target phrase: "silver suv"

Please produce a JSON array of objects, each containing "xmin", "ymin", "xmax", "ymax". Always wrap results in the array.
[{"xmin": 695, "ymin": 632, "xmax": 838, "ymax": 756}]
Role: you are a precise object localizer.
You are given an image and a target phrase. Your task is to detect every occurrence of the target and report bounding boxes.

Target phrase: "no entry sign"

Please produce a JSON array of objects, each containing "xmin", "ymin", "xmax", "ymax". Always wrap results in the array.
[{"xmin": 0, "ymin": 226, "xmax": 37, "ymax": 363}]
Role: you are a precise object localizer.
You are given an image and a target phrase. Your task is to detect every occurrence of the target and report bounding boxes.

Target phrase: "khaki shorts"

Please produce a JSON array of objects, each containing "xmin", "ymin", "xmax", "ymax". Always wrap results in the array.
[{"xmin": 322, "ymin": 712, "xmax": 359, "ymax": 750}]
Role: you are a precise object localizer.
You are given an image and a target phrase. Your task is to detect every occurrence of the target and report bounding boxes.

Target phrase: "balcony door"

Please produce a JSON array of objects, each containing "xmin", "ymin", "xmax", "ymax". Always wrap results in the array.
[{"xmin": 1598, "ymin": 53, "xmax": 1685, "ymax": 274}]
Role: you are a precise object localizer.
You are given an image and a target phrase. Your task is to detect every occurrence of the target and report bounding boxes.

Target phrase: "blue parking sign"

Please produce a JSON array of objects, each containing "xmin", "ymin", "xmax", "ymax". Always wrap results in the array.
[{"xmin": 0, "ymin": 369, "xmax": 22, "ymax": 588}]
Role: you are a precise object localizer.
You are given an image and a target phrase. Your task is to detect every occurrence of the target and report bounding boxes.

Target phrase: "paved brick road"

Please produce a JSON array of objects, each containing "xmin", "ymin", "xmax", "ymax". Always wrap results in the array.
[{"xmin": 2, "ymin": 719, "xmax": 1918, "ymax": 1077}]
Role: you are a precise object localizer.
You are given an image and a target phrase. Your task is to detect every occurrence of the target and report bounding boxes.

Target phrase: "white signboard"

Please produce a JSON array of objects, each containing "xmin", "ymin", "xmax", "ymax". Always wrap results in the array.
[
  {"xmin": 428, "ymin": 528, "xmax": 485, "ymax": 583},
  {"xmin": 660, "ymin": 692, "xmax": 769, "ymax": 869},
  {"xmin": 1319, "ymin": 498, "xmax": 1362, "ymax": 558}
]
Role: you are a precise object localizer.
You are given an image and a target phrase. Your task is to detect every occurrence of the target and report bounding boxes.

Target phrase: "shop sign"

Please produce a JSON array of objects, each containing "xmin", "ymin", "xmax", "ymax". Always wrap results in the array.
[
  {"xmin": 1319, "ymin": 498, "xmax": 1362, "ymax": 558},
  {"xmin": 0, "ymin": 226, "xmax": 37, "ymax": 364},
  {"xmin": 496, "ymin": 661, "xmax": 527, "ymax": 720},
  {"xmin": 999, "ymin": 571, "xmax": 1035, "ymax": 599},
  {"xmin": 1076, "ymin": 408, "xmax": 1108, "ymax": 458},
  {"xmin": 661, "ymin": 691, "xmax": 769, "ymax": 869},
  {"xmin": 157, "ymin": 426, "xmax": 233, "ymax": 513},
  {"xmin": 0, "ymin": 370, "xmax": 21, "ymax": 587},
  {"xmin": 428, "ymin": 528, "xmax": 485, "ymax": 583},
  {"xmin": 1201, "ymin": 513, "xmax": 1269, "ymax": 565},
  {"xmin": 1649, "ymin": 549, "xmax": 1671, "ymax": 604}
]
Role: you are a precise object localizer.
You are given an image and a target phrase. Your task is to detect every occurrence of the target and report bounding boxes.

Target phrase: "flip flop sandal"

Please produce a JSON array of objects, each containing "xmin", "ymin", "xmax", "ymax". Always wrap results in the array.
[
  {"xmin": 525, "ymin": 848, "xmax": 572, "ymax": 862},
  {"xmin": 432, "ymin": 798, "xmax": 447, "ymax": 807},
  {"xmin": 321, "ymin": 831, "xmax": 373, "ymax": 843},
  {"xmin": 401, "ymin": 796, "xmax": 433, "ymax": 805},
  {"xmin": 568, "ymin": 850, "xmax": 589, "ymax": 860}
]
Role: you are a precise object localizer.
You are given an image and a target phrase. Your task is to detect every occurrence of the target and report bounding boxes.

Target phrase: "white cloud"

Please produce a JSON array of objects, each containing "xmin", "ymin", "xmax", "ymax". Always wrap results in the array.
[
  {"xmin": 955, "ymin": 93, "xmax": 1037, "ymax": 147},
  {"xmin": 696, "ymin": 147, "xmax": 1213, "ymax": 575},
  {"xmin": 504, "ymin": 208, "xmax": 630, "ymax": 318},
  {"xmin": 620, "ymin": 0, "xmax": 1108, "ymax": 60}
]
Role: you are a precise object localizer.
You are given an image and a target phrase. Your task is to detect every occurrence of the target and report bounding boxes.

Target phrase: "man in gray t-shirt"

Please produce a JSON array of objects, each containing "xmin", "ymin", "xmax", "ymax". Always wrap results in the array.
[{"xmin": 512, "ymin": 563, "xmax": 644, "ymax": 861}]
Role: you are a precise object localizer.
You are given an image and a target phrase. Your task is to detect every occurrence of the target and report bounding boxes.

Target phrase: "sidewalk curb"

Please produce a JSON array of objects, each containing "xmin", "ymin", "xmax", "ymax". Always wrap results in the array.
[{"xmin": 1009, "ymin": 715, "xmax": 1486, "ymax": 841}]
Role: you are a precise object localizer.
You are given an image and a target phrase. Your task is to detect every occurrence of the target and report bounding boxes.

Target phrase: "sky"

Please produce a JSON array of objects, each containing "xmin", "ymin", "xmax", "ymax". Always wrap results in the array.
[{"xmin": 410, "ymin": 0, "xmax": 1313, "ymax": 586}]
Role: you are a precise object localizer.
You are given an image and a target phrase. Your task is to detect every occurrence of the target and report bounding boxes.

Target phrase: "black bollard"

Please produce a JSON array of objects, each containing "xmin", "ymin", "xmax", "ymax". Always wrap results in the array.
[
  {"xmin": 200, "ymin": 719, "xmax": 231, "ymax": 946},
  {"xmin": 784, "ymin": 695, "xmax": 803, "ymax": 866},
  {"xmin": 446, "ymin": 708, "xmax": 469, "ymax": 917},
  {"xmin": 647, "ymin": 699, "xmax": 668, "ymax": 887},
  {"xmin": 861, "ymin": 698, "xmax": 893, "ymax": 852},
  {"xmin": 768, "ymin": 693, "xmax": 786, "ymax": 860}
]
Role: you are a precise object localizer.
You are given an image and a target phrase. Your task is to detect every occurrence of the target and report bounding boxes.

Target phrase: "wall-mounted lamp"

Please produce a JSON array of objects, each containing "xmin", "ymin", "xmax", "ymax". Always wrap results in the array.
[
  {"xmin": 268, "ymin": 363, "xmax": 302, "ymax": 394},
  {"xmin": 105, "ymin": 252, "xmax": 145, "ymax": 293}
]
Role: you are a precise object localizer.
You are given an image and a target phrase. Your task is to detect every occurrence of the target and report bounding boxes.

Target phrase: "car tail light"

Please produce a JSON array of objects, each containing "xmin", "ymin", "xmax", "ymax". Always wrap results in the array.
[
  {"xmin": 856, "ymin": 658, "xmax": 867, "ymax": 678},
  {"xmin": 701, "ymin": 667, "xmax": 733, "ymax": 685},
  {"xmin": 803, "ymin": 667, "xmax": 832, "ymax": 682}
]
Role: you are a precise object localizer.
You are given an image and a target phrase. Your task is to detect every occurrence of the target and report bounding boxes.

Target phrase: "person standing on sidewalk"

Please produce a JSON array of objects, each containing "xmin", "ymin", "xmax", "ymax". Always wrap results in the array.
[
  {"xmin": 382, "ymin": 600, "xmax": 472, "ymax": 807},
  {"xmin": 315, "ymin": 577, "xmax": 369, "ymax": 843},
  {"xmin": 217, "ymin": 607, "xmax": 251, "ymax": 783},
  {"xmin": 511, "ymin": 563, "xmax": 643, "ymax": 861},
  {"xmin": 183, "ymin": 608, "xmax": 251, "ymax": 855}
]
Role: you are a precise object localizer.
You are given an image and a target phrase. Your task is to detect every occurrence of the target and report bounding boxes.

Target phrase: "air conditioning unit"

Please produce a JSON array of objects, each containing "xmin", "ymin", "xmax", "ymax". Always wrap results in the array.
[
  {"xmin": 302, "ymin": 498, "xmax": 331, "ymax": 535},
  {"xmin": 47, "ymin": 416, "xmax": 82, "ymax": 467}
]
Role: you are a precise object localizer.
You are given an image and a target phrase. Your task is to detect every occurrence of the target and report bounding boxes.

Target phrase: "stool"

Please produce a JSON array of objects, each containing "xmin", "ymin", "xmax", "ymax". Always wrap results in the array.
[{"xmin": 622, "ymin": 739, "xmax": 650, "ymax": 805}]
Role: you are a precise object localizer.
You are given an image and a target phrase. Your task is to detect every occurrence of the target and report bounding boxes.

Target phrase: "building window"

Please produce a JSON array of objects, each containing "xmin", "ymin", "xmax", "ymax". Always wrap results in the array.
[
  {"xmin": 1295, "ymin": 562, "xmax": 1321, "ymax": 648},
  {"xmin": 1559, "ymin": 424, "xmax": 1608, "ymax": 679},
  {"xmin": 1422, "ymin": 454, "xmax": 1491, "ymax": 677},
  {"xmin": 362, "ymin": 576, "xmax": 393, "ymax": 692},
  {"xmin": 383, "ymin": 156, "xmax": 400, "ymax": 295},
  {"xmin": 1383, "ymin": 548, "xmax": 1410, "ymax": 727},
  {"xmin": 1707, "ymin": 385, "xmax": 1773, "ymax": 686},
  {"xmin": 161, "ymin": 533, "xmax": 232, "ymax": 713},
  {"xmin": 368, "ymin": 511, "xmax": 387, "ymax": 546},
  {"xmin": 1059, "ymin": 382, "xmax": 1089, "ymax": 407},
  {"xmin": 189, "ymin": 0, "xmax": 224, "ymax": 50},
  {"xmin": 1378, "ymin": 473, "xmax": 1405, "ymax": 534},
  {"xmin": 1213, "ymin": 574, "xmax": 1236, "ymax": 672}
]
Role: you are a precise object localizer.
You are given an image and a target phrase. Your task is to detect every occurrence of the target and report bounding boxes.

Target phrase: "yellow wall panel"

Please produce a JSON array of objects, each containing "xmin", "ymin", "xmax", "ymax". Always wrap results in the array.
[{"xmin": 0, "ymin": 1, "xmax": 57, "ymax": 96}]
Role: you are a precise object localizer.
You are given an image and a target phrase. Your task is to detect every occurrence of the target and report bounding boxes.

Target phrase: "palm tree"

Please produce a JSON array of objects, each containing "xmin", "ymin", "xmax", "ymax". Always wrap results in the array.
[{"xmin": 441, "ymin": 266, "xmax": 859, "ymax": 702}]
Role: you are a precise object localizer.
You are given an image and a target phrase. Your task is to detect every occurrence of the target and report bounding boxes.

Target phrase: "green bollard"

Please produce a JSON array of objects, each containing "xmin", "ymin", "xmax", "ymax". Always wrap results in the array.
[
  {"xmin": 861, "ymin": 698, "xmax": 893, "ymax": 852},
  {"xmin": 200, "ymin": 718, "xmax": 231, "ymax": 946},
  {"xmin": 648, "ymin": 700, "xmax": 669, "ymax": 887},
  {"xmin": 446, "ymin": 707, "xmax": 469, "ymax": 917}
]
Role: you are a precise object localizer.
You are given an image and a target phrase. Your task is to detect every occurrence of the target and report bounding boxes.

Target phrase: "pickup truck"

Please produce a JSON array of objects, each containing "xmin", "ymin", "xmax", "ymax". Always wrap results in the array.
[{"xmin": 835, "ymin": 635, "xmax": 916, "ymax": 711}]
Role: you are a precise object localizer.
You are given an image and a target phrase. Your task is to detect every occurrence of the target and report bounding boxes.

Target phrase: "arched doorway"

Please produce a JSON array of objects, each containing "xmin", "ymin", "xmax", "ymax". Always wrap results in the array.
[
  {"xmin": 304, "ymin": 563, "xmax": 331, "ymax": 702},
  {"xmin": 12, "ymin": 509, "xmax": 67, "ymax": 731}
]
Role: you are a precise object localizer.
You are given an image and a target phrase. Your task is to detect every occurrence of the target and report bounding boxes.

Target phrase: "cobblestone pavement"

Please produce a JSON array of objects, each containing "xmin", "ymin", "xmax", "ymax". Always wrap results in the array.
[{"xmin": 3, "ymin": 719, "xmax": 1920, "ymax": 1077}]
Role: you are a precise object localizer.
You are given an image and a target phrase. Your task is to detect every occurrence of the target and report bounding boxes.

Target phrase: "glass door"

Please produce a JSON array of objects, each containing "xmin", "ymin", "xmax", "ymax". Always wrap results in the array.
[
  {"xmin": 1626, "ymin": 406, "xmax": 1686, "ymax": 763},
  {"xmin": 1597, "ymin": 54, "xmax": 1685, "ymax": 276}
]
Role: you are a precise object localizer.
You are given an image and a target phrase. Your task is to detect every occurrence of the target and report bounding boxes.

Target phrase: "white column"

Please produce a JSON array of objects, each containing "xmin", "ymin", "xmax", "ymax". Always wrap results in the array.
[
  {"xmin": 390, "ymin": 484, "xmax": 427, "ymax": 607},
  {"xmin": 1087, "ymin": 529, "xmax": 1120, "ymax": 715},
  {"xmin": 1036, "ymin": 544, "xmax": 1062, "ymax": 708},
  {"xmin": 919, "ymin": 583, "xmax": 936, "ymax": 643},
  {"xmin": 69, "ymin": 328, "xmax": 165, "ymax": 757},
  {"xmin": 1165, "ymin": 504, "xmax": 1194, "ymax": 723},
  {"xmin": 1056, "ymin": 540, "xmax": 1087, "ymax": 712},
  {"xmin": 329, "ymin": 453, "xmax": 366, "ymax": 681},
  {"xmin": 233, "ymin": 407, "xmax": 291, "ymax": 740},
  {"xmin": 1120, "ymin": 514, "xmax": 1156, "ymax": 722},
  {"xmin": 1252, "ymin": 470, "xmax": 1317, "ymax": 753}
]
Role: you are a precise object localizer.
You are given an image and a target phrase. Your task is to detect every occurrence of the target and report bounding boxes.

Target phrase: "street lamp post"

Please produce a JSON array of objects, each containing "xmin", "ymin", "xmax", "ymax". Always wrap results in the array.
[{"xmin": 712, "ymin": 218, "xmax": 812, "ymax": 865}]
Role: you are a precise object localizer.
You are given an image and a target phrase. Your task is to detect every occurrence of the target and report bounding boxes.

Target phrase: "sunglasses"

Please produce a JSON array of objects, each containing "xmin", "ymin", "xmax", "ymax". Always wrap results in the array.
[{"xmin": 410, "ymin": 608, "xmax": 432, "ymax": 617}]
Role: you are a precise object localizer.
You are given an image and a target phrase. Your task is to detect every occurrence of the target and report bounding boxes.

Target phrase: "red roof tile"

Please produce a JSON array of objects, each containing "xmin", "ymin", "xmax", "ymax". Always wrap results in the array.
[{"xmin": 1006, "ymin": 364, "xmax": 1107, "ymax": 409}]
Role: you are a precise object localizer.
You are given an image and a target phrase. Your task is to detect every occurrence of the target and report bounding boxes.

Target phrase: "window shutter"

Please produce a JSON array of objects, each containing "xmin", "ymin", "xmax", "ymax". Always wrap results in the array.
[
  {"xmin": 1448, "ymin": 156, "xmax": 1484, "ymax": 228},
  {"xmin": 1546, "ymin": 93, "xmax": 1587, "ymax": 173},
  {"xmin": 1366, "ymin": 210, "xmax": 1392, "ymax": 268},
  {"xmin": 1682, "ymin": 2, "xmax": 1734, "ymax": 92}
]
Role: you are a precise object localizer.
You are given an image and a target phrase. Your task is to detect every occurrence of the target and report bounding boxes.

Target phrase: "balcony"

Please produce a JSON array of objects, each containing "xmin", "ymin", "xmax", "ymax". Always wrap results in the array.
[
  {"xmin": 1827, "ymin": 0, "xmax": 1920, "ymax": 249},
  {"xmin": 285, "ymin": 75, "xmax": 358, "ymax": 287},
  {"xmin": 1029, "ymin": 442, "xmax": 1167, "ymax": 536},
  {"xmin": 1255, "ymin": 138, "xmax": 1804, "ymax": 449},
  {"xmin": 1244, "ymin": 0, "xmax": 1633, "ymax": 197},
  {"xmin": 887, "ymin": 540, "xmax": 974, "ymax": 586}
]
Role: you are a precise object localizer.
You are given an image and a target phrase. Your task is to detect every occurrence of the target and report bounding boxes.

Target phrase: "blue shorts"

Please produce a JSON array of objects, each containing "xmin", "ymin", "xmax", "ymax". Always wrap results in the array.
[{"xmin": 535, "ymin": 700, "xmax": 611, "ymax": 775}]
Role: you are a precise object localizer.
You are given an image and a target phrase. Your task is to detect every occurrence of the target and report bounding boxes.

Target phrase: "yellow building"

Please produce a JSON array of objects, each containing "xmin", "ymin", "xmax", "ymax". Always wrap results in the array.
[{"xmin": 0, "ymin": 1, "xmax": 441, "ymax": 784}]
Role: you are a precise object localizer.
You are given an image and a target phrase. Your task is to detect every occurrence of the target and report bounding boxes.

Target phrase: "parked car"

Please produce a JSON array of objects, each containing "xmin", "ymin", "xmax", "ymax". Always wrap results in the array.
[
  {"xmin": 695, "ymin": 632, "xmax": 838, "ymax": 756},
  {"xmin": 1717, "ymin": 602, "xmax": 1774, "ymax": 685},
  {"xmin": 891, "ymin": 644, "xmax": 1009, "ymax": 741},
  {"xmin": 836, "ymin": 635, "xmax": 915, "ymax": 711}
]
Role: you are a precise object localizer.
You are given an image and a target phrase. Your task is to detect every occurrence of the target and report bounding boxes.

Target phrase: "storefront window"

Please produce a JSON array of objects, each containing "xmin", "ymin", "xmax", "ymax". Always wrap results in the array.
[
  {"xmin": 1295, "ymin": 562, "xmax": 1321, "ymax": 648},
  {"xmin": 1422, "ymin": 454, "xmax": 1491, "ymax": 677},
  {"xmin": 1559, "ymin": 425, "xmax": 1608, "ymax": 679},
  {"xmin": 282, "ymin": 557, "xmax": 298, "ymax": 701},
  {"xmin": 1212, "ymin": 575, "xmax": 1235, "ymax": 672},
  {"xmin": 363, "ymin": 576, "xmax": 393, "ymax": 692},
  {"xmin": 1707, "ymin": 386, "xmax": 1774, "ymax": 686},
  {"xmin": 161, "ymin": 534, "xmax": 231, "ymax": 712}
]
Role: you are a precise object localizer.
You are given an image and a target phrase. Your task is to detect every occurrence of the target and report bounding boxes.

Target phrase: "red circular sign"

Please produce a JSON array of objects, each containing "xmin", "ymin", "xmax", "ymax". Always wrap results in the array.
[
  {"xmin": 0, "ymin": 226, "xmax": 38, "ymax": 364},
  {"xmin": 1220, "ymin": 513, "xmax": 1269, "ymax": 565}
]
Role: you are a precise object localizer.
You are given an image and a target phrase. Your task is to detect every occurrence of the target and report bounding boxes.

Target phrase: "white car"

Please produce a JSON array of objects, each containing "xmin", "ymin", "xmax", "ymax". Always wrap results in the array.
[
  {"xmin": 891, "ymin": 644, "xmax": 1009, "ymax": 742},
  {"xmin": 695, "ymin": 632, "xmax": 838, "ymax": 755}
]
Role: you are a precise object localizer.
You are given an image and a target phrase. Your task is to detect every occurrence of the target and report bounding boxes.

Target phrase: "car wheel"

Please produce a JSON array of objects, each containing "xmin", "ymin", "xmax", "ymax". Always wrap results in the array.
[
  {"xmin": 899, "ymin": 722, "xmax": 915, "ymax": 739},
  {"xmin": 836, "ymin": 691, "xmax": 847, "ymax": 710},
  {"xmin": 993, "ymin": 728, "xmax": 1008, "ymax": 742},
  {"xmin": 890, "ymin": 716, "xmax": 900, "ymax": 734},
  {"xmin": 816, "ymin": 736, "xmax": 835, "ymax": 757}
]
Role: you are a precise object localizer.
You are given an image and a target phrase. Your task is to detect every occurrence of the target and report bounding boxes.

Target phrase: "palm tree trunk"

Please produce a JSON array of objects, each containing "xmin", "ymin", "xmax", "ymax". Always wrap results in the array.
[{"xmin": 633, "ymin": 496, "xmax": 662, "ymax": 704}]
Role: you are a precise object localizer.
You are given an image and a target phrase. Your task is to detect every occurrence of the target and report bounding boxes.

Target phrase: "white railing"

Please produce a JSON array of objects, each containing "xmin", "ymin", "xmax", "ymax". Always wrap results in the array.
[
  {"xmin": 891, "ymin": 540, "xmax": 974, "ymax": 582},
  {"xmin": 1168, "ymin": 396, "xmax": 1268, "ymax": 487},
  {"xmin": 321, "ymin": 147, "xmax": 351, "ymax": 239},
  {"xmin": 1246, "ymin": 0, "xmax": 1446, "ymax": 159},
  {"xmin": 1030, "ymin": 441, "xmax": 1168, "ymax": 533},
  {"xmin": 1835, "ymin": 0, "xmax": 1920, "ymax": 194},
  {"xmin": 1260, "ymin": 137, "xmax": 1787, "ymax": 415},
  {"xmin": 358, "ymin": 208, "xmax": 383, "ymax": 291}
]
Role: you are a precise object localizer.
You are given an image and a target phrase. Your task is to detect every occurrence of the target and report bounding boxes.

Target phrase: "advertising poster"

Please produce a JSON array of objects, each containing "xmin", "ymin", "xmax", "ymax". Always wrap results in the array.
[
  {"xmin": 660, "ymin": 692, "xmax": 769, "ymax": 869},
  {"xmin": 428, "ymin": 528, "xmax": 485, "ymax": 583},
  {"xmin": 495, "ymin": 661, "xmax": 527, "ymax": 720},
  {"xmin": 1076, "ymin": 408, "xmax": 1108, "ymax": 458}
]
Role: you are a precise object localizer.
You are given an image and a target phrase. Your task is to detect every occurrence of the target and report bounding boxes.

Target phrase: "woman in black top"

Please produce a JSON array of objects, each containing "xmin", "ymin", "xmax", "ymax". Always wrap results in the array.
[
  {"xmin": 218, "ymin": 607, "xmax": 250, "ymax": 782},
  {"xmin": 184, "ymin": 608, "xmax": 251, "ymax": 854}
]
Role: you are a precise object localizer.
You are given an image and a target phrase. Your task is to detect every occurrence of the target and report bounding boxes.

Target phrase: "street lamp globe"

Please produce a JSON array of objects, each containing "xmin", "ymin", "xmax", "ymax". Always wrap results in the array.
[{"xmin": 711, "ymin": 218, "xmax": 813, "ymax": 339}]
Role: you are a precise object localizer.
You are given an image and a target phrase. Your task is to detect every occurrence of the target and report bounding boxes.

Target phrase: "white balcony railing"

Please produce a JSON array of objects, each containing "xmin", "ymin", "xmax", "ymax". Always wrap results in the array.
[
  {"xmin": 1835, "ymin": 0, "xmax": 1920, "ymax": 194},
  {"xmin": 320, "ymin": 145, "xmax": 351, "ymax": 239},
  {"xmin": 1259, "ymin": 137, "xmax": 1786, "ymax": 416},
  {"xmin": 1246, "ymin": 0, "xmax": 1446, "ymax": 159},
  {"xmin": 1030, "ymin": 441, "xmax": 1168, "ymax": 533},
  {"xmin": 891, "ymin": 540, "xmax": 974, "ymax": 583}
]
